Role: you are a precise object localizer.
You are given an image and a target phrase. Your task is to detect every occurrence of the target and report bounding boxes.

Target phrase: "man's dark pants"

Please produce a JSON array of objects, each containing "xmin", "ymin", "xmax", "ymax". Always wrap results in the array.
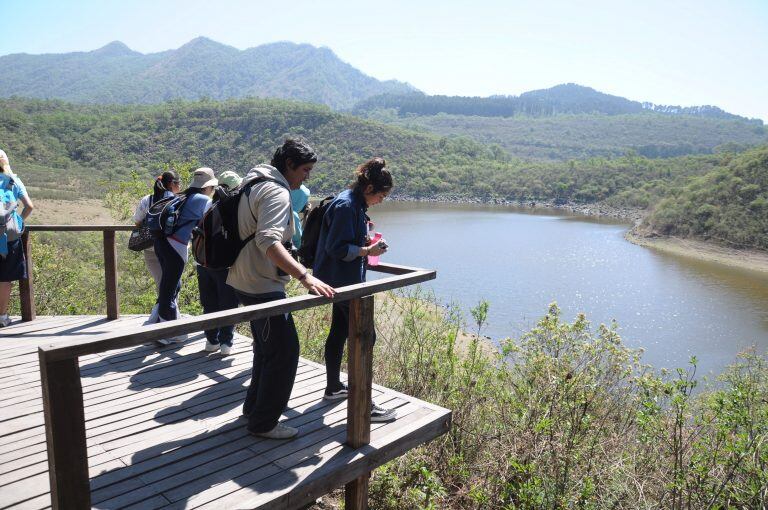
[
  {"xmin": 196, "ymin": 265, "xmax": 239, "ymax": 346},
  {"xmin": 236, "ymin": 291, "xmax": 299, "ymax": 433}
]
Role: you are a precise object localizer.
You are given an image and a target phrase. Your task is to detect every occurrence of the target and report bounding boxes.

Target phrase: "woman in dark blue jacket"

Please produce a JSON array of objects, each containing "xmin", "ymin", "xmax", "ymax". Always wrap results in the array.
[{"xmin": 313, "ymin": 157, "xmax": 395, "ymax": 422}]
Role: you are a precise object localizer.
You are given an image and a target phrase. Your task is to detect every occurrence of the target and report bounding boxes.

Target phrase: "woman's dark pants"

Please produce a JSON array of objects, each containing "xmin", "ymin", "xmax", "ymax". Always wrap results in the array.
[
  {"xmin": 196, "ymin": 266, "xmax": 239, "ymax": 346},
  {"xmin": 153, "ymin": 237, "xmax": 184, "ymax": 321},
  {"xmin": 236, "ymin": 291, "xmax": 299, "ymax": 433},
  {"xmin": 323, "ymin": 301, "xmax": 376, "ymax": 392}
]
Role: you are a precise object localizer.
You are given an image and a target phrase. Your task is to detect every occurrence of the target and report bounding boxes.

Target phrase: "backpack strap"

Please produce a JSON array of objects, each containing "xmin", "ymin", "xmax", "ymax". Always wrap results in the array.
[
  {"xmin": 243, "ymin": 177, "xmax": 289, "ymax": 222},
  {"xmin": 241, "ymin": 176, "xmax": 292, "ymax": 245}
]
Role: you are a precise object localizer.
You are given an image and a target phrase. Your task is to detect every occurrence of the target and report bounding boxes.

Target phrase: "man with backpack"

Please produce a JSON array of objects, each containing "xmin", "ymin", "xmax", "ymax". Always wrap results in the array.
[
  {"xmin": 196, "ymin": 170, "xmax": 243, "ymax": 356},
  {"xmin": 226, "ymin": 139, "xmax": 335, "ymax": 440}
]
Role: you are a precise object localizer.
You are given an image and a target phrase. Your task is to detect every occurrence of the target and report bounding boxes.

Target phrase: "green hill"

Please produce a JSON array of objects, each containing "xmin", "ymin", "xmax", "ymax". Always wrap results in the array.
[
  {"xmin": 353, "ymin": 84, "xmax": 760, "ymax": 121},
  {"xmin": 0, "ymin": 38, "xmax": 414, "ymax": 109},
  {"xmin": 2, "ymin": 97, "xmax": 766, "ymax": 252},
  {"xmin": 353, "ymin": 84, "xmax": 766, "ymax": 160},
  {"xmin": 644, "ymin": 146, "xmax": 768, "ymax": 249},
  {"xmin": 369, "ymin": 111, "xmax": 767, "ymax": 160}
]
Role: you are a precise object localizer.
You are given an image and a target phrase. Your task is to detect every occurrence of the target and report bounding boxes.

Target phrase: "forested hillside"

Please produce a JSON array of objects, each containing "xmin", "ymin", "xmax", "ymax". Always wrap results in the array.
[
  {"xmin": 1, "ymin": 97, "xmax": 765, "ymax": 249},
  {"xmin": 353, "ymin": 84, "xmax": 760, "ymax": 122},
  {"xmin": 0, "ymin": 38, "xmax": 414, "ymax": 109},
  {"xmin": 645, "ymin": 146, "xmax": 768, "ymax": 249},
  {"xmin": 371, "ymin": 112, "xmax": 767, "ymax": 160}
]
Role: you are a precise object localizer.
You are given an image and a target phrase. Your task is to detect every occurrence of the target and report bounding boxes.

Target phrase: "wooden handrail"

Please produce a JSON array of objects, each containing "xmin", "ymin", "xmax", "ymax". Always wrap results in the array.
[
  {"xmin": 19, "ymin": 225, "xmax": 136, "ymax": 321},
  {"xmin": 25, "ymin": 224, "xmax": 136, "ymax": 231},
  {"xmin": 39, "ymin": 268, "xmax": 435, "ymax": 362}
]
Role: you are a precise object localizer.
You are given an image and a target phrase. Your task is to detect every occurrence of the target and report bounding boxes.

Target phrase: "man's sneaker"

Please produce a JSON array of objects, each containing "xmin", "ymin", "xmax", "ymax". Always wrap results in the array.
[
  {"xmin": 250, "ymin": 423, "xmax": 298, "ymax": 439},
  {"xmin": 0, "ymin": 315, "xmax": 10, "ymax": 328},
  {"xmin": 219, "ymin": 344, "xmax": 233, "ymax": 356},
  {"xmin": 371, "ymin": 403, "xmax": 397, "ymax": 422},
  {"xmin": 204, "ymin": 341, "xmax": 220, "ymax": 352},
  {"xmin": 323, "ymin": 383, "xmax": 349, "ymax": 400},
  {"xmin": 156, "ymin": 334, "xmax": 187, "ymax": 346}
]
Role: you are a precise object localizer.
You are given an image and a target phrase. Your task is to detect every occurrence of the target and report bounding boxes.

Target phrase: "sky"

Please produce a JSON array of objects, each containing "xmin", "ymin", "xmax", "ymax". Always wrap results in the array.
[{"xmin": 1, "ymin": 0, "xmax": 767, "ymax": 121}]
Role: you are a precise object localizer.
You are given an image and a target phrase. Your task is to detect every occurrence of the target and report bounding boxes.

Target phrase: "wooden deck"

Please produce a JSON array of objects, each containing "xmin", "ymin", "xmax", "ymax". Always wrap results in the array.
[{"xmin": 0, "ymin": 315, "xmax": 451, "ymax": 509}]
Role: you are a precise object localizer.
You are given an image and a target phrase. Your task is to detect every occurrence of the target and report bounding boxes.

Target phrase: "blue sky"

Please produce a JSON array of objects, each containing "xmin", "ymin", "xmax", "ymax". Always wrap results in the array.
[{"xmin": 2, "ymin": 0, "xmax": 767, "ymax": 120}]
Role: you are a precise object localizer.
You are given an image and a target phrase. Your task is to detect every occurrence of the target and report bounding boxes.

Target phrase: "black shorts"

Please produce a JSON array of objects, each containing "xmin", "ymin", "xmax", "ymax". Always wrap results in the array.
[{"xmin": 0, "ymin": 239, "xmax": 27, "ymax": 282}]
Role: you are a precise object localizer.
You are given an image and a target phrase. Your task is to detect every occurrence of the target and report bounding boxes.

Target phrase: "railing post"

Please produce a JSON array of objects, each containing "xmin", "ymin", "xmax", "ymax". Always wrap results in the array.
[
  {"xmin": 103, "ymin": 230, "xmax": 119, "ymax": 320},
  {"xmin": 345, "ymin": 295, "xmax": 375, "ymax": 510},
  {"xmin": 39, "ymin": 351, "xmax": 90, "ymax": 509},
  {"xmin": 19, "ymin": 229, "xmax": 36, "ymax": 321}
]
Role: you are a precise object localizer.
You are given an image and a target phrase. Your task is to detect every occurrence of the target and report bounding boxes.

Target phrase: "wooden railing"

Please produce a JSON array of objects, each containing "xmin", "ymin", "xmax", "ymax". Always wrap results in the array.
[
  {"xmin": 20, "ymin": 225, "xmax": 135, "ymax": 321},
  {"xmin": 26, "ymin": 226, "xmax": 437, "ymax": 509}
]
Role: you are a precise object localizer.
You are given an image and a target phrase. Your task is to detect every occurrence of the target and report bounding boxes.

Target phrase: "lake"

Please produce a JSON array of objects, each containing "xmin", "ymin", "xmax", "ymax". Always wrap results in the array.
[{"xmin": 367, "ymin": 201, "xmax": 768, "ymax": 376}]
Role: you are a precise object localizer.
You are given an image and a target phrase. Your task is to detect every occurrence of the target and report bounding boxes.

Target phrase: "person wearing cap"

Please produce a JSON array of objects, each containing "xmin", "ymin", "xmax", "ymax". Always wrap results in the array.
[
  {"xmin": 152, "ymin": 167, "xmax": 217, "ymax": 332},
  {"xmin": 196, "ymin": 170, "xmax": 242, "ymax": 355},
  {"xmin": 0, "ymin": 150, "xmax": 34, "ymax": 327}
]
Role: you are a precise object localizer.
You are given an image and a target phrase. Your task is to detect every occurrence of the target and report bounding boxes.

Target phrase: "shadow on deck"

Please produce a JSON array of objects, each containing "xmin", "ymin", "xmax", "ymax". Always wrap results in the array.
[{"xmin": 0, "ymin": 316, "xmax": 451, "ymax": 509}]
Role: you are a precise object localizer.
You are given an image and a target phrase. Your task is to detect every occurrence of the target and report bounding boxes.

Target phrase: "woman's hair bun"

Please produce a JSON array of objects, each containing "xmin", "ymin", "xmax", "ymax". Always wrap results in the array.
[{"xmin": 353, "ymin": 157, "xmax": 392, "ymax": 194}]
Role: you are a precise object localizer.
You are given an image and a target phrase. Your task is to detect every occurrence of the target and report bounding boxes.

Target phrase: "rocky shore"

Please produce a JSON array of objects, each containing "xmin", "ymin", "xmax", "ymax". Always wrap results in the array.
[
  {"xmin": 386, "ymin": 194, "xmax": 767, "ymax": 272},
  {"xmin": 389, "ymin": 193, "xmax": 646, "ymax": 224},
  {"xmin": 624, "ymin": 231, "xmax": 768, "ymax": 274}
]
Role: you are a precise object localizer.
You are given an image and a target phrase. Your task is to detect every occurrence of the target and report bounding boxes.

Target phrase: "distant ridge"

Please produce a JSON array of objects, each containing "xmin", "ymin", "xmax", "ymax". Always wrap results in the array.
[
  {"xmin": 0, "ymin": 38, "xmax": 416, "ymax": 109},
  {"xmin": 354, "ymin": 83, "xmax": 761, "ymax": 123}
]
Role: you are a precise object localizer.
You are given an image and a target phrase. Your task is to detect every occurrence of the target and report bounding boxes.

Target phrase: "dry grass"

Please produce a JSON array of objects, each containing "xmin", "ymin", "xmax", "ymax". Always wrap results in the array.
[{"xmin": 26, "ymin": 198, "xmax": 117, "ymax": 225}]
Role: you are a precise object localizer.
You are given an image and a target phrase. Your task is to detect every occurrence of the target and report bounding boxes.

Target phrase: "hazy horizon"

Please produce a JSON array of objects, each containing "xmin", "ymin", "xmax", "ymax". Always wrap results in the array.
[{"xmin": 2, "ymin": 0, "xmax": 767, "ymax": 121}]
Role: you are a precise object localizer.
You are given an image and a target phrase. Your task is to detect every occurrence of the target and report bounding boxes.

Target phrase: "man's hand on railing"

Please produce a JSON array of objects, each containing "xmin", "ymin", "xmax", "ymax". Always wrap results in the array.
[{"xmin": 300, "ymin": 273, "xmax": 336, "ymax": 298}]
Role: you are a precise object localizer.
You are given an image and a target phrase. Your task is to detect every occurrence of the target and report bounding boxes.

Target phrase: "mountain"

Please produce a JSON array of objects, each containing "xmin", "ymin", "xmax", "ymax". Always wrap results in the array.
[
  {"xmin": 353, "ymin": 84, "xmax": 759, "ymax": 122},
  {"xmin": 353, "ymin": 84, "xmax": 767, "ymax": 160},
  {"xmin": 0, "ymin": 38, "xmax": 415, "ymax": 109}
]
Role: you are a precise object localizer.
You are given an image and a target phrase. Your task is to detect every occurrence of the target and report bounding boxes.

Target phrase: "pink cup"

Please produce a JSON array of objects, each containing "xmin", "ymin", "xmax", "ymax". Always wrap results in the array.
[{"xmin": 367, "ymin": 232, "xmax": 383, "ymax": 266}]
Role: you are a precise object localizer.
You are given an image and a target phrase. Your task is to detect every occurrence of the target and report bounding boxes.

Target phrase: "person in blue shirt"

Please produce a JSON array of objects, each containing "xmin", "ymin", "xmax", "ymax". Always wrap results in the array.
[
  {"xmin": 312, "ymin": 157, "xmax": 396, "ymax": 422},
  {"xmin": 0, "ymin": 150, "xmax": 34, "ymax": 328},
  {"xmin": 152, "ymin": 167, "xmax": 216, "ymax": 337},
  {"xmin": 290, "ymin": 184, "xmax": 310, "ymax": 249}
]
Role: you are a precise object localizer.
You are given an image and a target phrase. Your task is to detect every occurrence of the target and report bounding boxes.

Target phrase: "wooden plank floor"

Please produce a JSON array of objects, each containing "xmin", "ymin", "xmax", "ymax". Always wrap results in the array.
[{"xmin": 0, "ymin": 316, "xmax": 451, "ymax": 509}]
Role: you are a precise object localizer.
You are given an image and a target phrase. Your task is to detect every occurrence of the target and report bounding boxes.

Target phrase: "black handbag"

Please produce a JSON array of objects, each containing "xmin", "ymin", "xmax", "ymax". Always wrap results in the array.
[{"xmin": 128, "ymin": 226, "xmax": 156, "ymax": 252}]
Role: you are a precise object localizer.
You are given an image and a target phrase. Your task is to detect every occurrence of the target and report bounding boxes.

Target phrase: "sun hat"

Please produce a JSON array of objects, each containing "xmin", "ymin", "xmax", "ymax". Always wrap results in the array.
[
  {"xmin": 217, "ymin": 170, "xmax": 242, "ymax": 189},
  {"xmin": 0, "ymin": 150, "xmax": 11, "ymax": 173},
  {"xmin": 190, "ymin": 167, "xmax": 218, "ymax": 189}
]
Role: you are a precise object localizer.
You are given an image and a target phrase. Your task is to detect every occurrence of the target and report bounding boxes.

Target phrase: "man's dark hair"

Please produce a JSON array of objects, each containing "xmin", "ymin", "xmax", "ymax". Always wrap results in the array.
[{"xmin": 271, "ymin": 139, "xmax": 317, "ymax": 174}]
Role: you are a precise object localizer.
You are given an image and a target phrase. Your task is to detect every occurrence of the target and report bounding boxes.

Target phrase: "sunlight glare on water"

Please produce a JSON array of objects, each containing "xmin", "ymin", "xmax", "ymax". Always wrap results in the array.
[{"xmin": 368, "ymin": 201, "xmax": 768, "ymax": 375}]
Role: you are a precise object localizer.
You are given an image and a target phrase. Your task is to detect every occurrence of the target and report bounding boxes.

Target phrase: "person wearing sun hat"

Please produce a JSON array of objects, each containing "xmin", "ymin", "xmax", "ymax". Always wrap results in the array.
[
  {"xmin": 0, "ymin": 149, "xmax": 34, "ymax": 327},
  {"xmin": 151, "ymin": 167, "xmax": 217, "ymax": 338},
  {"xmin": 196, "ymin": 169, "xmax": 243, "ymax": 355}
]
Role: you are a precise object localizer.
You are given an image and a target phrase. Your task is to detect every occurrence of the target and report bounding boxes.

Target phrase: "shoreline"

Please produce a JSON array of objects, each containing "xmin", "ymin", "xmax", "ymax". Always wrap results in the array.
[
  {"xmin": 387, "ymin": 194, "xmax": 768, "ymax": 274},
  {"xmin": 388, "ymin": 194, "xmax": 645, "ymax": 224},
  {"xmin": 624, "ymin": 231, "xmax": 768, "ymax": 274}
]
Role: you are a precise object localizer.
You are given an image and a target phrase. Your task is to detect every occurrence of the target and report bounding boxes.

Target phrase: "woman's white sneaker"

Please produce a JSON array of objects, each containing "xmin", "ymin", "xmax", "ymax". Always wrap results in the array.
[
  {"xmin": 371, "ymin": 403, "xmax": 397, "ymax": 422},
  {"xmin": 219, "ymin": 344, "xmax": 233, "ymax": 355},
  {"xmin": 204, "ymin": 341, "xmax": 220, "ymax": 352}
]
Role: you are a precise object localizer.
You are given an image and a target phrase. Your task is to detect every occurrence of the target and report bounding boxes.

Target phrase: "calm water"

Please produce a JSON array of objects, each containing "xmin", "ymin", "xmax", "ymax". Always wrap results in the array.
[{"xmin": 367, "ymin": 202, "xmax": 768, "ymax": 375}]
